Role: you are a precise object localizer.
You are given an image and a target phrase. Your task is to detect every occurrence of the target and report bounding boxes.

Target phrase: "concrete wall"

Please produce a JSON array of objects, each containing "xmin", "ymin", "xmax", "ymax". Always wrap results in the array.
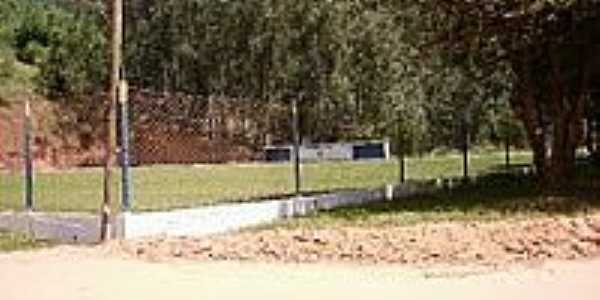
[
  {"xmin": 119, "ymin": 183, "xmax": 427, "ymax": 239},
  {"xmin": 0, "ymin": 183, "xmax": 431, "ymax": 243},
  {"xmin": 0, "ymin": 212, "xmax": 100, "ymax": 244}
]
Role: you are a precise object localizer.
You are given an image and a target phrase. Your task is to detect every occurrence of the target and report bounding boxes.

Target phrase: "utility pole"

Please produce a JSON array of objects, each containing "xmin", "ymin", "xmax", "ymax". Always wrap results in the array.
[{"xmin": 101, "ymin": 0, "xmax": 122, "ymax": 242}]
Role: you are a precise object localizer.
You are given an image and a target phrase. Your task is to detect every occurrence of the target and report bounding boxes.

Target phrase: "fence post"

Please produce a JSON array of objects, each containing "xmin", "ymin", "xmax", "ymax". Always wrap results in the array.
[
  {"xmin": 292, "ymin": 97, "xmax": 301, "ymax": 195},
  {"xmin": 592, "ymin": 120, "xmax": 598, "ymax": 154},
  {"xmin": 119, "ymin": 80, "xmax": 132, "ymax": 211},
  {"xmin": 396, "ymin": 119, "xmax": 406, "ymax": 184},
  {"xmin": 505, "ymin": 136, "xmax": 511, "ymax": 169},
  {"xmin": 23, "ymin": 100, "xmax": 33, "ymax": 211},
  {"xmin": 462, "ymin": 113, "xmax": 470, "ymax": 181}
]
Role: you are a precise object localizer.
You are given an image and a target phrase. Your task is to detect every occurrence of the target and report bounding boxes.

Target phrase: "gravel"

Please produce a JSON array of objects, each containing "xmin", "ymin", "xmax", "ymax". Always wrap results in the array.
[{"xmin": 118, "ymin": 215, "xmax": 600, "ymax": 267}]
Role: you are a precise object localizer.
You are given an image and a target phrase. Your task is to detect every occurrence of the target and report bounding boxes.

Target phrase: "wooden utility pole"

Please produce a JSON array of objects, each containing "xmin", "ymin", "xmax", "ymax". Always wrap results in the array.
[{"xmin": 101, "ymin": 0, "xmax": 122, "ymax": 242}]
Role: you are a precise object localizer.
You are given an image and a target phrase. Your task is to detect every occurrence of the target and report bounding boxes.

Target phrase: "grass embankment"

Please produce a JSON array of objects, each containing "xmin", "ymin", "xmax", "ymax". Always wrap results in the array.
[{"xmin": 0, "ymin": 151, "xmax": 531, "ymax": 212}]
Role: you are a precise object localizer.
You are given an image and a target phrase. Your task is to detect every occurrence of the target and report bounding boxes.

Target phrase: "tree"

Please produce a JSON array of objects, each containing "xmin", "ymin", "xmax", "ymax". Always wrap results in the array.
[
  {"xmin": 6, "ymin": 0, "xmax": 525, "ymax": 163},
  {"xmin": 411, "ymin": 0, "xmax": 600, "ymax": 185}
]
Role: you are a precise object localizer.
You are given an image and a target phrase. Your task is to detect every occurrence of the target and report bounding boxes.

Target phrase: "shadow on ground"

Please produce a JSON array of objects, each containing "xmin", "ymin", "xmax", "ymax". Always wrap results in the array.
[{"xmin": 323, "ymin": 161, "xmax": 600, "ymax": 222}]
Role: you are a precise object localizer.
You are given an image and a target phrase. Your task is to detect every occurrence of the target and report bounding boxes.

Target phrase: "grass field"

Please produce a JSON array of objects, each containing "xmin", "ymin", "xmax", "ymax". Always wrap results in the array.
[
  {"xmin": 0, "ymin": 231, "xmax": 48, "ymax": 252},
  {"xmin": 0, "ymin": 151, "xmax": 532, "ymax": 213},
  {"xmin": 277, "ymin": 166, "xmax": 600, "ymax": 230}
]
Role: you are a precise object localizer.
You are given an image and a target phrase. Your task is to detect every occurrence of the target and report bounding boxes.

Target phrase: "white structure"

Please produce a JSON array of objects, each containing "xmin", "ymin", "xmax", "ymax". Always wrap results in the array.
[
  {"xmin": 265, "ymin": 139, "xmax": 391, "ymax": 162},
  {"xmin": 300, "ymin": 143, "xmax": 354, "ymax": 161}
]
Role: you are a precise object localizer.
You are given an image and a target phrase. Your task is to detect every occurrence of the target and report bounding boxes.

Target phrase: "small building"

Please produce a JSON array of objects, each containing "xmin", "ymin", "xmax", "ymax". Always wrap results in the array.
[{"xmin": 264, "ymin": 140, "xmax": 391, "ymax": 163}]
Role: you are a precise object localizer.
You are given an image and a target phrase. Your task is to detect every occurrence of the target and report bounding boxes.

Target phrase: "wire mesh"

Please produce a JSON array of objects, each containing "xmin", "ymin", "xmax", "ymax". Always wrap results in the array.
[
  {"xmin": 0, "ymin": 106, "xmax": 24, "ymax": 213},
  {"xmin": 0, "ymin": 100, "xmax": 113, "ymax": 214},
  {"xmin": 129, "ymin": 91, "xmax": 296, "ymax": 211},
  {"xmin": 0, "ymin": 92, "xmax": 534, "ymax": 216},
  {"xmin": 124, "ymin": 89, "xmax": 533, "ymax": 212}
]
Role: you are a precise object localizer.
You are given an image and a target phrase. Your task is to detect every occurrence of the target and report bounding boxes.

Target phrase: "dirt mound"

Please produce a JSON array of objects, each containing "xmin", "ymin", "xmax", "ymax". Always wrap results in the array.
[
  {"xmin": 0, "ymin": 100, "xmax": 105, "ymax": 170},
  {"xmin": 120, "ymin": 215, "xmax": 600, "ymax": 267}
]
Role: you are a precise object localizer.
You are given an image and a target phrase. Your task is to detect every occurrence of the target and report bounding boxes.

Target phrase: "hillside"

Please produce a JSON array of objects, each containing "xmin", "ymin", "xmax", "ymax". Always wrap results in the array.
[
  {"xmin": 0, "ymin": 45, "xmax": 43, "ymax": 169},
  {"xmin": 0, "ymin": 50, "xmax": 105, "ymax": 170}
]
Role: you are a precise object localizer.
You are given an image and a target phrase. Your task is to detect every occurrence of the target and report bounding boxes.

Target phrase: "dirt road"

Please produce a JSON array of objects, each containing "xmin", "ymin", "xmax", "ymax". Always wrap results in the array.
[{"xmin": 0, "ymin": 246, "xmax": 598, "ymax": 300}]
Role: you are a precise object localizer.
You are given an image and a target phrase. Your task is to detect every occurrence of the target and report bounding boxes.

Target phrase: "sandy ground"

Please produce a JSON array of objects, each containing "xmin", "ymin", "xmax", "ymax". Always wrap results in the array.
[
  {"xmin": 0, "ymin": 246, "xmax": 599, "ymax": 300},
  {"xmin": 122, "ymin": 215, "xmax": 600, "ymax": 266}
]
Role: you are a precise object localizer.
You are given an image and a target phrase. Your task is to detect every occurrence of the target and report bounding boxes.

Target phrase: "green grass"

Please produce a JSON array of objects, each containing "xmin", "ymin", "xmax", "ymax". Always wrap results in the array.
[
  {"xmin": 276, "ymin": 169, "xmax": 600, "ymax": 230},
  {"xmin": 0, "ymin": 231, "xmax": 48, "ymax": 252},
  {"xmin": 0, "ymin": 151, "xmax": 532, "ymax": 212}
]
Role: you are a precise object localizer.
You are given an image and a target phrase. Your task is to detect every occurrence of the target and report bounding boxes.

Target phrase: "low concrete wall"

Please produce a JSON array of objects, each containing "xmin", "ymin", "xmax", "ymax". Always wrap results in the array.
[
  {"xmin": 0, "ymin": 183, "xmax": 432, "ymax": 243},
  {"xmin": 119, "ymin": 183, "xmax": 430, "ymax": 239},
  {"xmin": 120, "ymin": 201, "xmax": 284, "ymax": 238},
  {"xmin": 0, "ymin": 212, "xmax": 100, "ymax": 244}
]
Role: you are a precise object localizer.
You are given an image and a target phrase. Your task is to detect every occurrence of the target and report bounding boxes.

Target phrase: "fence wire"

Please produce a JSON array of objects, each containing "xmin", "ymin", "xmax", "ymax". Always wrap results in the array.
[
  {"xmin": 0, "ymin": 105, "xmax": 24, "ymax": 213},
  {"xmin": 0, "ymin": 94, "xmax": 532, "ymax": 215},
  {"xmin": 0, "ymin": 101, "xmax": 113, "ymax": 214}
]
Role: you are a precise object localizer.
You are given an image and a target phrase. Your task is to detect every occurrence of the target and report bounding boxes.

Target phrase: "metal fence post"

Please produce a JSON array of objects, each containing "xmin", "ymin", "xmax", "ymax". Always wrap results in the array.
[
  {"xmin": 292, "ymin": 97, "xmax": 301, "ymax": 195},
  {"xmin": 23, "ymin": 100, "xmax": 33, "ymax": 211},
  {"xmin": 119, "ymin": 80, "xmax": 132, "ymax": 211},
  {"xmin": 505, "ymin": 136, "xmax": 511, "ymax": 169},
  {"xmin": 397, "ymin": 118, "xmax": 406, "ymax": 184},
  {"xmin": 592, "ymin": 120, "xmax": 598, "ymax": 154},
  {"xmin": 462, "ymin": 112, "xmax": 470, "ymax": 181}
]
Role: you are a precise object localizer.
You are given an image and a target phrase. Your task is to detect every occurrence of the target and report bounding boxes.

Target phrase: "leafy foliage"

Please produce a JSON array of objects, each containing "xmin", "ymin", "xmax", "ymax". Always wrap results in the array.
[
  {"xmin": 0, "ymin": 0, "xmax": 106, "ymax": 99},
  {"xmin": 409, "ymin": 0, "xmax": 600, "ymax": 182},
  {"xmin": 0, "ymin": 0, "xmax": 530, "ymax": 154}
]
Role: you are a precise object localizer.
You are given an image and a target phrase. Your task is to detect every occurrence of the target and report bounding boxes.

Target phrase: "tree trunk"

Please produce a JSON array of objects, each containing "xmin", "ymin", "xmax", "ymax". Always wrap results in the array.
[
  {"xmin": 515, "ymin": 91, "xmax": 586, "ymax": 187},
  {"xmin": 510, "ymin": 40, "xmax": 591, "ymax": 188},
  {"xmin": 547, "ymin": 111, "xmax": 578, "ymax": 187}
]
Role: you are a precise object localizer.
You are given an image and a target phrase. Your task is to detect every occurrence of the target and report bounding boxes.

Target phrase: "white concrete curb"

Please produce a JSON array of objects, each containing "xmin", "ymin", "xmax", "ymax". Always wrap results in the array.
[
  {"xmin": 0, "ymin": 183, "xmax": 432, "ymax": 243},
  {"xmin": 117, "ymin": 183, "xmax": 430, "ymax": 239}
]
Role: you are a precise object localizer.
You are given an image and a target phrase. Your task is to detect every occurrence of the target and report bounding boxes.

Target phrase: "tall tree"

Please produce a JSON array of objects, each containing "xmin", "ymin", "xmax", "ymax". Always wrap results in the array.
[{"xmin": 412, "ymin": 0, "xmax": 600, "ymax": 185}]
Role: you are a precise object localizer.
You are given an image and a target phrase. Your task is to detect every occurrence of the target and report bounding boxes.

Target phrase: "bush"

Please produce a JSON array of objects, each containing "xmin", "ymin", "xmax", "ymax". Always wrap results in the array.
[
  {"xmin": 38, "ymin": 7, "xmax": 106, "ymax": 98},
  {"xmin": 17, "ymin": 40, "xmax": 47, "ymax": 65},
  {"xmin": 13, "ymin": 6, "xmax": 50, "ymax": 65},
  {"xmin": 0, "ymin": 49, "xmax": 15, "ymax": 79}
]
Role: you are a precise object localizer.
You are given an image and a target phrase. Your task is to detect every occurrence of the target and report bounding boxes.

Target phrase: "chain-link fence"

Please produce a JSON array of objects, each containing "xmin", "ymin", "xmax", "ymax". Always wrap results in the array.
[
  {"xmin": 123, "ymin": 89, "xmax": 531, "ymax": 212},
  {"xmin": 0, "ymin": 100, "xmax": 111, "ymax": 214},
  {"xmin": 0, "ymin": 93, "xmax": 533, "ymax": 216},
  {"xmin": 128, "ymin": 91, "xmax": 293, "ymax": 211},
  {"xmin": 0, "ymin": 103, "xmax": 24, "ymax": 213}
]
